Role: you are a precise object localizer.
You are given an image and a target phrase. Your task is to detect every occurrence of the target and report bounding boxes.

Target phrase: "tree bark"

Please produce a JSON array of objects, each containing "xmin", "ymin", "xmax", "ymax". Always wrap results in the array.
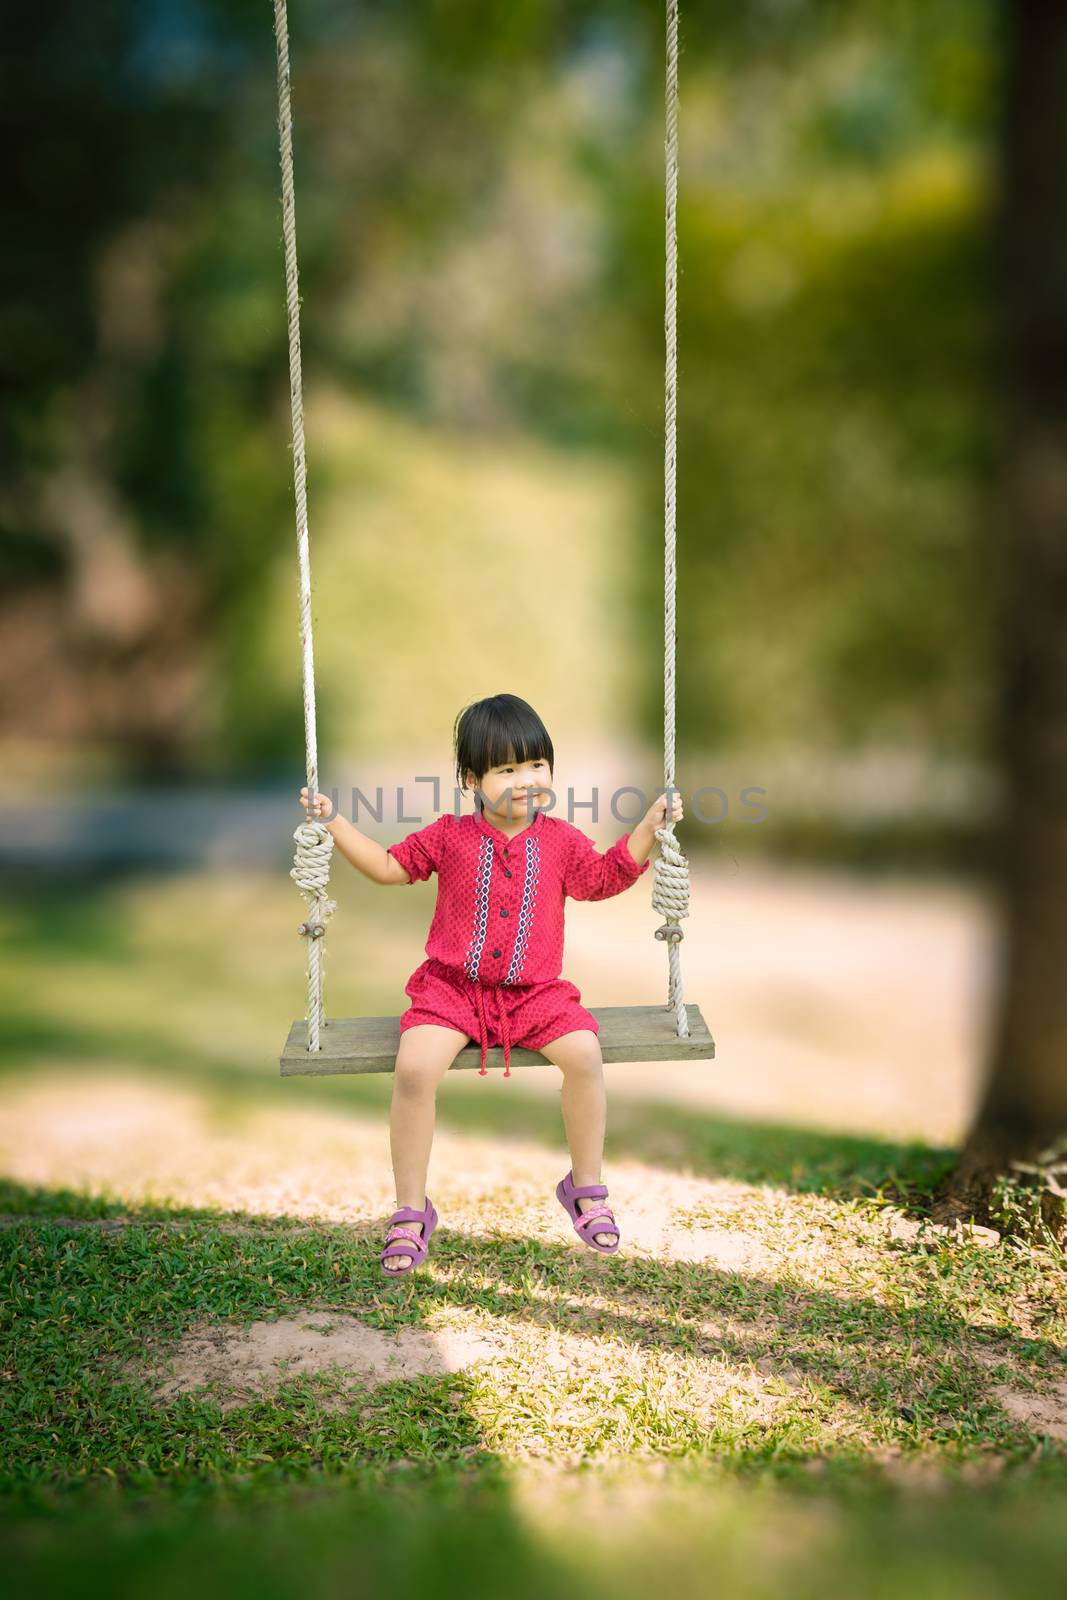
[{"xmin": 934, "ymin": 0, "xmax": 1067, "ymax": 1238}]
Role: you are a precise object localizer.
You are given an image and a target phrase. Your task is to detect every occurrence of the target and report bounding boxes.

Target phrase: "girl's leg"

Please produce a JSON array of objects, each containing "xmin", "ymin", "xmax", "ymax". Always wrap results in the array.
[
  {"xmin": 385, "ymin": 1023, "xmax": 470, "ymax": 1272},
  {"xmin": 537, "ymin": 1029, "xmax": 614, "ymax": 1248}
]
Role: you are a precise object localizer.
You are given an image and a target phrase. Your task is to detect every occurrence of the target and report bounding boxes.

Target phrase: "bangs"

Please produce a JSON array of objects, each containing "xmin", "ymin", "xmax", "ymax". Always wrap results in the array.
[{"xmin": 483, "ymin": 728, "xmax": 553, "ymax": 771}]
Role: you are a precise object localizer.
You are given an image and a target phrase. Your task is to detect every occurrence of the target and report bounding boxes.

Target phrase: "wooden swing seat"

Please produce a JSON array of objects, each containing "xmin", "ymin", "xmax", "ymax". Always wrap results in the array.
[
  {"xmin": 275, "ymin": 5, "xmax": 708, "ymax": 1079},
  {"xmin": 280, "ymin": 1002, "xmax": 714, "ymax": 1076}
]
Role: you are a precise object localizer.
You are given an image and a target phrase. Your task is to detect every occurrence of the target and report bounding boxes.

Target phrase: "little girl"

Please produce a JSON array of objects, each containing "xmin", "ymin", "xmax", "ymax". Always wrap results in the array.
[{"xmin": 300, "ymin": 692, "xmax": 683, "ymax": 1277}]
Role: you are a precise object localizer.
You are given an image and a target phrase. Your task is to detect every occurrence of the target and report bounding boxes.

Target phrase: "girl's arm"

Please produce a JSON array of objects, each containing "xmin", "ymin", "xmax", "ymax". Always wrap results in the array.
[
  {"xmin": 328, "ymin": 813, "xmax": 410, "ymax": 884},
  {"xmin": 299, "ymin": 789, "xmax": 409, "ymax": 885}
]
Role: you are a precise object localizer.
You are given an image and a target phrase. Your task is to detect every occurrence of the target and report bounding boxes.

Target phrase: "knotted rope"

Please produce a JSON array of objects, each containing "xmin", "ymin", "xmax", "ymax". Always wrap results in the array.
[
  {"xmin": 652, "ymin": 0, "xmax": 691, "ymax": 1039},
  {"xmin": 274, "ymin": 0, "xmax": 335, "ymax": 1052}
]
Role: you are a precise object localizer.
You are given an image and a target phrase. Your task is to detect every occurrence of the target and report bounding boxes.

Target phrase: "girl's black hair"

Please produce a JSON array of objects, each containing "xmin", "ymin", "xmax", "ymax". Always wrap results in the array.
[{"xmin": 453, "ymin": 694, "xmax": 554, "ymax": 806}]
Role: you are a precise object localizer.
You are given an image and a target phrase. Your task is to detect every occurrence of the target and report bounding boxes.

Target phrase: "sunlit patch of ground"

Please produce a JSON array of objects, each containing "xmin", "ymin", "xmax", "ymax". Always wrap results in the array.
[
  {"xmin": 126, "ymin": 1305, "xmax": 795, "ymax": 1436},
  {"xmin": 0, "ymin": 1073, "xmax": 961, "ymax": 1271}
]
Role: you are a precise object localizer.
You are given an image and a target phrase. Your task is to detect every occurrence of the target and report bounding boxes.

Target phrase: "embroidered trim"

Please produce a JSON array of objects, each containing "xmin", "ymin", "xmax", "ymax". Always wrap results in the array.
[
  {"xmin": 463, "ymin": 835, "xmax": 494, "ymax": 981},
  {"xmin": 505, "ymin": 833, "xmax": 540, "ymax": 984}
]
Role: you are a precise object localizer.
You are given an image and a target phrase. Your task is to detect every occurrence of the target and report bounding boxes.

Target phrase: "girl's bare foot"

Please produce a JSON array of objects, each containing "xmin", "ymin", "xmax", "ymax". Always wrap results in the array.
[
  {"xmin": 381, "ymin": 1219, "xmax": 425, "ymax": 1273},
  {"xmin": 574, "ymin": 1194, "xmax": 615, "ymax": 1248}
]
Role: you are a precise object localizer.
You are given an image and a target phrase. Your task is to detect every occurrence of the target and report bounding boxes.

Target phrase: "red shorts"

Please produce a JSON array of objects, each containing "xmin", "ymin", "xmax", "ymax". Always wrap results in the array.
[{"xmin": 397, "ymin": 957, "xmax": 598, "ymax": 1078}]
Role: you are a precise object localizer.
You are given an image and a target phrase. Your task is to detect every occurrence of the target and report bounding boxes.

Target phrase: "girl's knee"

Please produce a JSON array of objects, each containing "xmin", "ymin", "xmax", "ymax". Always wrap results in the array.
[
  {"xmin": 552, "ymin": 1035, "xmax": 603, "ymax": 1076},
  {"xmin": 393, "ymin": 1056, "xmax": 445, "ymax": 1095},
  {"xmin": 394, "ymin": 1031, "xmax": 465, "ymax": 1093}
]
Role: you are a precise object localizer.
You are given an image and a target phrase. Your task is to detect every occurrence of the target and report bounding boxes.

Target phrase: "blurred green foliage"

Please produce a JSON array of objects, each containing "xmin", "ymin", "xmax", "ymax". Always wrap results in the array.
[{"xmin": 3, "ymin": 0, "xmax": 998, "ymax": 774}]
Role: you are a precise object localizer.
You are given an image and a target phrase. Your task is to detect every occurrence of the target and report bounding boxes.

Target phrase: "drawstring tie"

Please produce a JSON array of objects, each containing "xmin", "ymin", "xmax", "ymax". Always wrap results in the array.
[{"xmin": 472, "ymin": 979, "xmax": 512, "ymax": 1078}]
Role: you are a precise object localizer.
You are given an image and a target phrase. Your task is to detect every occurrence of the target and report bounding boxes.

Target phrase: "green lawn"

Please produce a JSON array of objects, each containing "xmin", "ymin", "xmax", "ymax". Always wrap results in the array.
[{"xmin": 2, "ymin": 873, "xmax": 1065, "ymax": 1597}]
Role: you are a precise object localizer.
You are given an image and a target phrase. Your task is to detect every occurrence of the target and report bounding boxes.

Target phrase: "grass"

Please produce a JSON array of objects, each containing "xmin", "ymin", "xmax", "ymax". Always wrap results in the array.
[
  {"xmin": 2, "ymin": 1165, "xmax": 1066, "ymax": 1596},
  {"xmin": 1, "ymin": 871, "xmax": 1065, "ymax": 1596}
]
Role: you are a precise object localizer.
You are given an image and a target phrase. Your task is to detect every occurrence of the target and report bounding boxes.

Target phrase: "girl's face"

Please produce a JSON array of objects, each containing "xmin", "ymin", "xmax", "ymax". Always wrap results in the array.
[{"xmin": 469, "ymin": 752, "xmax": 552, "ymax": 825}]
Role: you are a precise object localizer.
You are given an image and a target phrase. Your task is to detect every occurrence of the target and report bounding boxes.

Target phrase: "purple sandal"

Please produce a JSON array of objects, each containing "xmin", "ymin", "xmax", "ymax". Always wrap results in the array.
[
  {"xmin": 379, "ymin": 1196, "xmax": 438, "ymax": 1278},
  {"xmin": 556, "ymin": 1170, "xmax": 620, "ymax": 1254}
]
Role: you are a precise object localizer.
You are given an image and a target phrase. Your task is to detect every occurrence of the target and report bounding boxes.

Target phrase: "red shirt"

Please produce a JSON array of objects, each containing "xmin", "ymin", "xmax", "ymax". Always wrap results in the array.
[{"xmin": 387, "ymin": 808, "xmax": 649, "ymax": 1061}]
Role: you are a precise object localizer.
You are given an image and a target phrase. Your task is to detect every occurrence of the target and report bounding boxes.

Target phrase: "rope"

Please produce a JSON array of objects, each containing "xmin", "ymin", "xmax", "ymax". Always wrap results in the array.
[
  {"xmin": 650, "ymin": 0, "xmax": 691, "ymax": 1039},
  {"xmin": 274, "ymin": 0, "xmax": 336, "ymax": 1053},
  {"xmin": 273, "ymin": 0, "xmax": 687, "ymax": 1047}
]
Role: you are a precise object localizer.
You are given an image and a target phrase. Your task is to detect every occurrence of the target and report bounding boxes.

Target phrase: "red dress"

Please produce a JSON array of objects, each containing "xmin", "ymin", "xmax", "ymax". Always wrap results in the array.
[{"xmin": 386, "ymin": 806, "xmax": 650, "ymax": 1078}]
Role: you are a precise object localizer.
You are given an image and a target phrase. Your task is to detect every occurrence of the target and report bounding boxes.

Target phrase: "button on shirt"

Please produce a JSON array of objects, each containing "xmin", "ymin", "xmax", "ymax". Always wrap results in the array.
[{"xmin": 386, "ymin": 807, "xmax": 650, "ymax": 1073}]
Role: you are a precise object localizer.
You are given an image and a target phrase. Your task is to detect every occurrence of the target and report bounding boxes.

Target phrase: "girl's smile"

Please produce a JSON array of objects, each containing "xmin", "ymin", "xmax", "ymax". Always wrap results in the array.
[{"xmin": 471, "ymin": 755, "xmax": 552, "ymax": 829}]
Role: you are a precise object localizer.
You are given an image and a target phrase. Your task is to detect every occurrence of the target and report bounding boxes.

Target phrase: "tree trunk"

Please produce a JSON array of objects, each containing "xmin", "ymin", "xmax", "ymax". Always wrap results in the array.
[{"xmin": 934, "ymin": 0, "xmax": 1067, "ymax": 1239}]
